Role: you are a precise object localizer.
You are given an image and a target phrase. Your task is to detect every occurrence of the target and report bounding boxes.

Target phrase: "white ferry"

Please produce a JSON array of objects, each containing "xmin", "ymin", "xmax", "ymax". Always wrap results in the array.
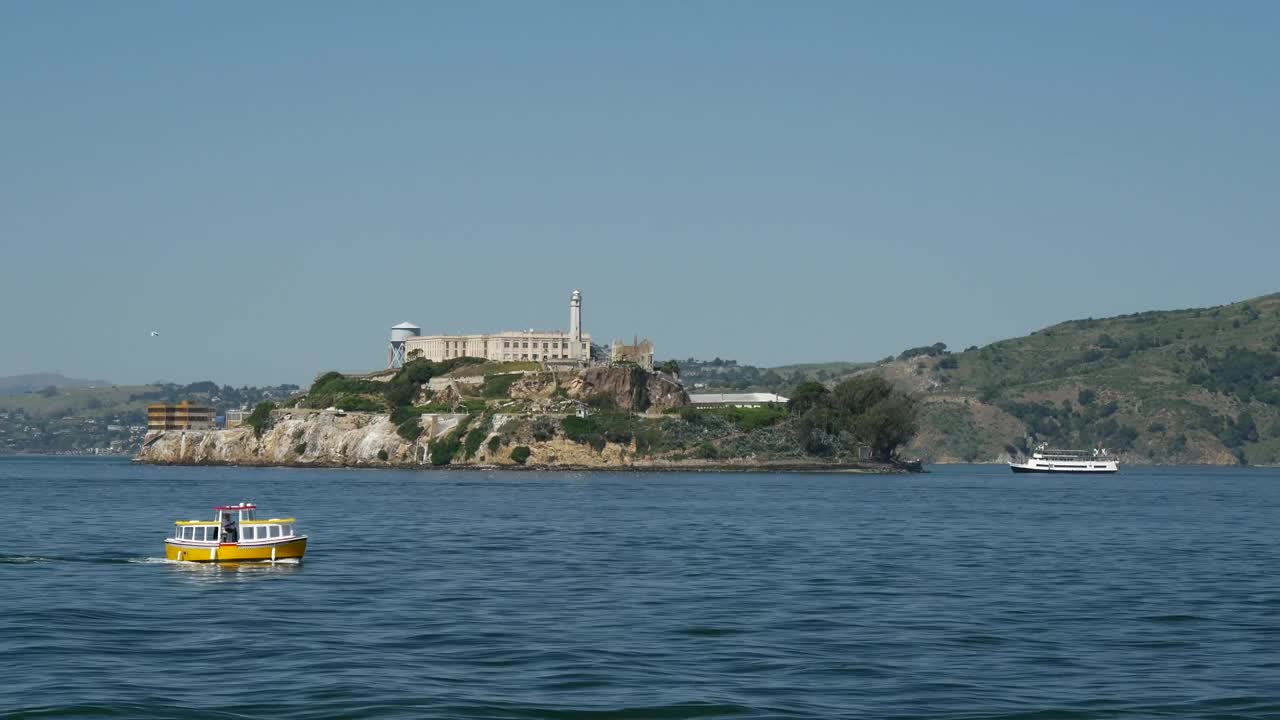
[{"xmin": 1009, "ymin": 445, "xmax": 1119, "ymax": 474}]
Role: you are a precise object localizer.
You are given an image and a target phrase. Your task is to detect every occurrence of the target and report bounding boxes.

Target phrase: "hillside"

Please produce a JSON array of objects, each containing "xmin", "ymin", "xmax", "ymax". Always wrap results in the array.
[
  {"xmin": 0, "ymin": 380, "xmax": 299, "ymax": 454},
  {"xmin": 876, "ymin": 293, "xmax": 1280, "ymax": 465},
  {"xmin": 0, "ymin": 373, "xmax": 111, "ymax": 396}
]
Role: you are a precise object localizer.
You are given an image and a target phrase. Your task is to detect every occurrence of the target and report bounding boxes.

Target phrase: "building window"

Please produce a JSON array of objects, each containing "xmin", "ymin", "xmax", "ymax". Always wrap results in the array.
[
  {"xmin": 522, "ymin": 342, "xmax": 528, "ymax": 348},
  {"xmin": 504, "ymin": 342, "xmax": 510, "ymax": 348}
]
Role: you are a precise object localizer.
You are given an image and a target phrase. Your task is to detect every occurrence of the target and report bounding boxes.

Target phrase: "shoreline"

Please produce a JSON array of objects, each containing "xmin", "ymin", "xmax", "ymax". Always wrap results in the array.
[{"xmin": 131, "ymin": 457, "xmax": 904, "ymax": 474}]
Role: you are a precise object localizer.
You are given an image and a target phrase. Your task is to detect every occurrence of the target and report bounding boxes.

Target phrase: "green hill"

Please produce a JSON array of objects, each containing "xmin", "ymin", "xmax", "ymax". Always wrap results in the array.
[
  {"xmin": 0, "ymin": 380, "xmax": 299, "ymax": 454},
  {"xmin": 883, "ymin": 293, "xmax": 1280, "ymax": 465}
]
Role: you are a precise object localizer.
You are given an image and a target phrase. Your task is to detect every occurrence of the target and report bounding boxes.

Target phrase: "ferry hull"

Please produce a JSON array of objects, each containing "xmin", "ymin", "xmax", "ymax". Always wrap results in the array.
[
  {"xmin": 1009, "ymin": 464, "xmax": 1118, "ymax": 474},
  {"xmin": 165, "ymin": 537, "xmax": 307, "ymax": 562}
]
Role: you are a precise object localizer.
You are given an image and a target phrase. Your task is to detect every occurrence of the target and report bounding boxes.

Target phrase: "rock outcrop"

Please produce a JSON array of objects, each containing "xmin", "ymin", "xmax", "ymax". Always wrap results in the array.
[
  {"xmin": 137, "ymin": 407, "xmax": 889, "ymax": 472},
  {"xmin": 139, "ymin": 409, "xmax": 467, "ymax": 467},
  {"xmin": 509, "ymin": 366, "xmax": 687, "ymax": 411}
]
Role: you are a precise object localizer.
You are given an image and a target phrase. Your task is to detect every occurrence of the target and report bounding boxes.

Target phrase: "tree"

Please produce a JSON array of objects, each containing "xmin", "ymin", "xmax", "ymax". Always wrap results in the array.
[
  {"xmin": 245, "ymin": 402, "xmax": 274, "ymax": 438},
  {"xmin": 852, "ymin": 394, "xmax": 920, "ymax": 462},
  {"xmin": 831, "ymin": 375, "xmax": 895, "ymax": 417},
  {"xmin": 787, "ymin": 382, "xmax": 829, "ymax": 415},
  {"xmin": 1077, "ymin": 389, "xmax": 1096, "ymax": 406},
  {"xmin": 792, "ymin": 375, "xmax": 919, "ymax": 462},
  {"xmin": 657, "ymin": 360, "xmax": 681, "ymax": 376}
]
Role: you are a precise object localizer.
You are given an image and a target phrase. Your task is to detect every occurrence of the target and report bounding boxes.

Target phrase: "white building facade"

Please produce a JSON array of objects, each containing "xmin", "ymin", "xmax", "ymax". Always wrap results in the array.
[{"xmin": 403, "ymin": 290, "xmax": 592, "ymax": 364}]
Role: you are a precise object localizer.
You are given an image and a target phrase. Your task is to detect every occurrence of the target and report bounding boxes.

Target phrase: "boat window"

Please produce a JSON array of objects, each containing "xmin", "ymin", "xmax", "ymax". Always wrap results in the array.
[
  {"xmin": 269, "ymin": 525, "xmax": 281, "ymax": 538},
  {"xmin": 194, "ymin": 527, "xmax": 204, "ymax": 542},
  {"xmin": 209, "ymin": 527, "xmax": 219, "ymax": 542},
  {"xmin": 243, "ymin": 526, "xmax": 255, "ymax": 540}
]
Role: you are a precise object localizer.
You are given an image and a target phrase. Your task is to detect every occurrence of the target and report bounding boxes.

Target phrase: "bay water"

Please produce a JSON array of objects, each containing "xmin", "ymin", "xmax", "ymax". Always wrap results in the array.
[{"xmin": 2, "ymin": 458, "xmax": 1279, "ymax": 719}]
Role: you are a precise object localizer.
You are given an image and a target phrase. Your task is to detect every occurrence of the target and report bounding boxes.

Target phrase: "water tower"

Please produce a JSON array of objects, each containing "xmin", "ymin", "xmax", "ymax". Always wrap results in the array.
[{"xmin": 388, "ymin": 322, "xmax": 420, "ymax": 369}]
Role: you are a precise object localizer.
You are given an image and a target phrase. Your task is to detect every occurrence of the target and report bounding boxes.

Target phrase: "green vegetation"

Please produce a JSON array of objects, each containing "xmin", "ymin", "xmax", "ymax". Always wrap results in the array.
[
  {"xmin": 396, "ymin": 416, "xmax": 423, "ymax": 441},
  {"xmin": 671, "ymin": 405, "xmax": 787, "ymax": 432},
  {"xmin": 561, "ymin": 415, "xmax": 607, "ymax": 451},
  {"xmin": 791, "ymin": 376, "xmax": 919, "ymax": 461},
  {"xmin": 442, "ymin": 361, "xmax": 539, "ymax": 378},
  {"xmin": 462, "ymin": 414, "xmax": 492, "ymax": 459},
  {"xmin": 510, "ymin": 446, "xmax": 532, "ymax": 464},
  {"xmin": 481, "ymin": 374, "xmax": 521, "ymax": 398},
  {"xmin": 305, "ymin": 357, "xmax": 484, "ymax": 412},
  {"xmin": 429, "ymin": 416, "xmax": 474, "ymax": 466},
  {"xmin": 896, "ymin": 292, "xmax": 1280, "ymax": 464},
  {"xmin": 0, "ymin": 379, "xmax": 299, "ymax": 455},
  {"xmin": 245, "ymin": 402, "xmax": 275, "ymax": 438},
  {"xmin": 335, "ymin": 394, "xmax": 383, "ymax": 412},
  {"xmin": 898, "ymin": 342, "xmax": 948, "ymax": 361}
]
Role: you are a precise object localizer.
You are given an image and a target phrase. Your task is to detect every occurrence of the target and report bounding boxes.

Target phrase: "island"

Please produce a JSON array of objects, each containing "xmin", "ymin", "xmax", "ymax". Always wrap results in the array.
[{"xmin": 135, "ymin": 360, "xmax": 919, "ymax": 472}]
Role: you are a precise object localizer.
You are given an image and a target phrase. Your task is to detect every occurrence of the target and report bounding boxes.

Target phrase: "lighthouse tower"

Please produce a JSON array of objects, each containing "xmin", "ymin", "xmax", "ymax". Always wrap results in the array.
[{"xmin": 569, "ymin": 289, "xmax": 583, "ymax": 360}]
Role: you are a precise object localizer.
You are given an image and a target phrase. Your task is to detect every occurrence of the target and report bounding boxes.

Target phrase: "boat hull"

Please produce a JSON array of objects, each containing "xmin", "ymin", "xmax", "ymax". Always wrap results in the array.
[
  {"xmin": 165, "ymin": 537, "xmax": 307, "ymax": 562},
  {"xmin": 1009, "ymin": 464, "xmax": 1117, "ymax": 474}
]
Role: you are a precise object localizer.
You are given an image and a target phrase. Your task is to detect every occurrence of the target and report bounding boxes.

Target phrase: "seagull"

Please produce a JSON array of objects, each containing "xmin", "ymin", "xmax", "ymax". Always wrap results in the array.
[{"xmin": 149, "ymin": 331, "xmax": 160, "ymax": 337}]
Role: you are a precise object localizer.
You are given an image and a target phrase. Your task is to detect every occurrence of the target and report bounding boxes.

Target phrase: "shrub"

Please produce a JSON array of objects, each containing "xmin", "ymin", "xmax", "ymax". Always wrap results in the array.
[
  {"xmin": 294, "ymin": 442, "xmax": 307, "ymax": 455},
  {"xmin": 245, "ymin": 402, "xmax": 274, "ymax": 438},
  {"xmin": 788, "ymin": 382, "xmax": 829, "ymax": 415},
  {"xmin": 481, "ymin": 374, "xmax": 521, "ymax": 398},
  {"xmin": 463, "ymin": 428, "xmax": 486, "ymax": 459},
  {"xmin": 672, "ymin": 406, "xmax": 786, "ymax": 432},
  {"xmin": 898, "ymin": 342, "xmax": 947, "ymax": 360},
  {"xmin": 377, "ymin": 449, "xmax": 389, "ymax": 461},
  {"xmin": 429, "ymin": 417, "xmax": 472, "ymax": 466},
  {"xmin": 937, "ymin": 355, "xmax": 959, "ymax": 370},
  {"xmin": 561, "ymin": 415, "xmax": 606, "ymax": 451},
  {"xmin": 335, "ymin": 394, "xmax": 384, "ymax": 412},
  {"xmin": 397, "ymin": 417, "xmax": 423, "ymax": 441},
  {"xmin": 530, "ymin": 416, "xmax": 557, "ymax": 442},
  {"xmin": 510, "ymin": 446, "xmax": 532, "ymax": 464},
  {"xmin": 487, "ymin": 436, "xmax": 501, "ymax": 452}
]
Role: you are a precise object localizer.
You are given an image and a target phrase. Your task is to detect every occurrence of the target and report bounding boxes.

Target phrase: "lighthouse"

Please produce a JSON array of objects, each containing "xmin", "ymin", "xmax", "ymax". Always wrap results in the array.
[{"xmin": 570, "ymin": 289, "xmax": 583, "ymax": 359}]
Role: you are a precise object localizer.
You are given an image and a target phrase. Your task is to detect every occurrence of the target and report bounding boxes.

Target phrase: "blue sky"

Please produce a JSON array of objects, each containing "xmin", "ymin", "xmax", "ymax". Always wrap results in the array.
[{"xmin": 2, "ymin": 1, "xmax": 1277, "ymax": 386}]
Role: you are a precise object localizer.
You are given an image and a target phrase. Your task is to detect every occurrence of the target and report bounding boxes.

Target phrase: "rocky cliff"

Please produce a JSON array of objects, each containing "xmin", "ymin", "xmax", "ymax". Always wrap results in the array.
[
  {"xmin": 138, "ymin": 409, "xmax": 447, "ymax": 466},
  {"xmin": 509, "ymin": 366, "xmax": 687, "ymax": 411},
  {"xmin": 137, "ymin": 407, "xmax": 889, "ymax": 472}
]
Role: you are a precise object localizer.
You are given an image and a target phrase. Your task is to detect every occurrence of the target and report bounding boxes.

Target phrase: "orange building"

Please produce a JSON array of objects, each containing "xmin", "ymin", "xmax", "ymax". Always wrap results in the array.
[{"xmin": 147, "ymin": 401, "xmax": 216, "ymax": 431}]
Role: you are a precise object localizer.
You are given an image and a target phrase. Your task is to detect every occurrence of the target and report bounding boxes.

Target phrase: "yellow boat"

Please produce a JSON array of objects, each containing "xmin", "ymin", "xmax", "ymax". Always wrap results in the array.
[{"xmin": 165, "ymin": 503, "xmax": 307, "ymax": 562}]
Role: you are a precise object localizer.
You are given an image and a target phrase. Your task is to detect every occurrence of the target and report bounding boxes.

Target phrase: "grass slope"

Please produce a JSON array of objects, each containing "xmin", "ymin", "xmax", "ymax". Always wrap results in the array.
[{"xmin": 888, "ymin": 293, "xmax": 1280, "ymax": 465}]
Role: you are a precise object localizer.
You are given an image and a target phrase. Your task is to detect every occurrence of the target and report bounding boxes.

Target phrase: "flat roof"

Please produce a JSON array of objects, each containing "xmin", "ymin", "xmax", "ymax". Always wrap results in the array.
[{"xmin": 688, "ymin": 393, "xmax": 790, "ymax": 404}]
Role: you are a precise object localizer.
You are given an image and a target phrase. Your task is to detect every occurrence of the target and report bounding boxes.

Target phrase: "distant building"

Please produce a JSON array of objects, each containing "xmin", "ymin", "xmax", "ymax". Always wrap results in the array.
[
  {"xmin": 688, "ymin": 392, "xmax": 789, "ymax": 408},
  {"xmin": 610, "ymin": 337, "xmax": 655, "ymax": 371},
  {"xmin": 225, "ymin": 409, "xmax": 250, "ymax": 429},
  {"xmin": 400, "ymin": 290, "xmax": 593, "ymax": 365},
  {"xmin": 147, "ymin": 401, "xmax": 216, "ymax": 431}
]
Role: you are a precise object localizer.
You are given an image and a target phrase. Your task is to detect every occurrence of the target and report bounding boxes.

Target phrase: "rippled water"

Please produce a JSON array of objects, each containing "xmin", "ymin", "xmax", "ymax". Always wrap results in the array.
[{"xmin": 3, "ymin": 458, "xmax": 1280, "ymax": 719}]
